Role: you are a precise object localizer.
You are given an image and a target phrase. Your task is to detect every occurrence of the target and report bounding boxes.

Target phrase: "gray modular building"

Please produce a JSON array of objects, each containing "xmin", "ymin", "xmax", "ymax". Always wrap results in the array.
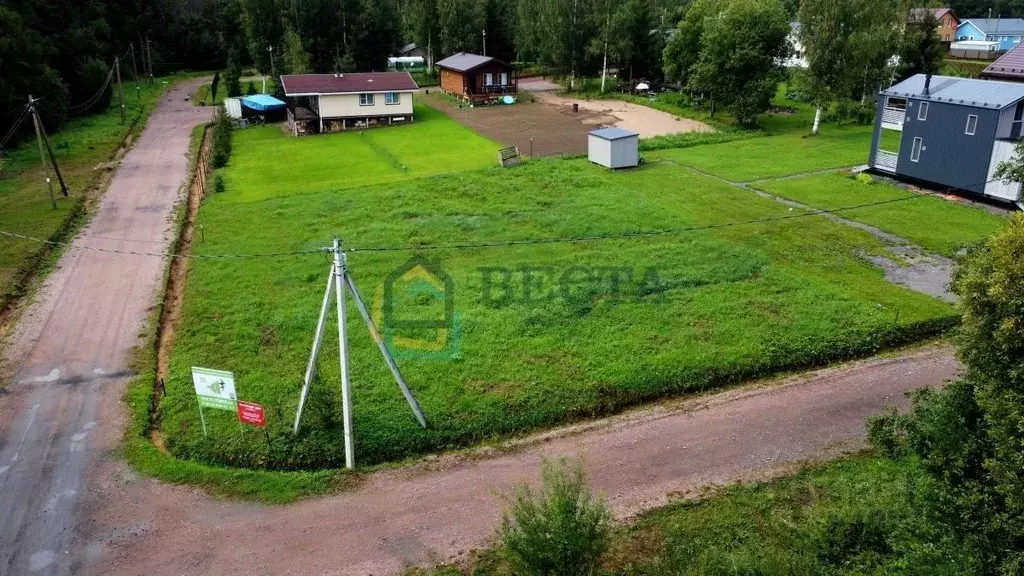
[
  {"xmin": 868, "ymin": 74, "xmax": 1024, "ymax": 204},
  {"xmin": 588, "ymin": 127, "xmax": 639, "ymax": 169}
]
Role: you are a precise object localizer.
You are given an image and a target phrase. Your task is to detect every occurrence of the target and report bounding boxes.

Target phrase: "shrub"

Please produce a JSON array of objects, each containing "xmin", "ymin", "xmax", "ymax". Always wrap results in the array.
[
  {"xmin": 246, "ymin": 81, "xmax": 257, "ymax": 95},
  {"xmin": 854, "ymin": 172, "xmax": 874, "ymax": 186},
  {"xmin": 212, "ymin": 173, "xmax": 225, "ymax": 194},
  {"xmin": 210, "ymin": 109, "xmax": 233, "ymax": 168},
  {"xmin": 500, "ymin": 458, "xmax": 612, "ymax": 576}
]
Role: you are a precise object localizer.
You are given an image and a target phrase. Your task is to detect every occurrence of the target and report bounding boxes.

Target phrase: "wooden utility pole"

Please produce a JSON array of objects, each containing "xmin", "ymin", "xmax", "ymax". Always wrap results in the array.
[
  {"xmin": 115, "ymin": 56, "xmax": 126, "ymax": 124},
  {"xmin": 146, "ymin": 37, "xmax": 154, "ymax": 84},
  {"xmin": 28, "ymin": 95, "xmax": 56, "ymax": 210},
  {"xmin": 129, "ymin": 43, "xmax": 139, "ymax": 84}
]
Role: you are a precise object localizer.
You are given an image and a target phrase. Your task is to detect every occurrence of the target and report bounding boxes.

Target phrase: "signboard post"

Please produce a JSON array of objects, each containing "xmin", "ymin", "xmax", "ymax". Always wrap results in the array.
[
  {"xmin": 191, "ymin": 367, "xmax": 238, "ymax": 436},
  {"xmin": 237, "ymin": 401, "xmax": 266, "ymax": 427}
]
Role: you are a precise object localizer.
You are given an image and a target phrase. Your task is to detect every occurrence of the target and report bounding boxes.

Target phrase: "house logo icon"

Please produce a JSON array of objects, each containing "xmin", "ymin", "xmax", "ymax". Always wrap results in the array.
[{"xmin": 374, "ymin": 255, "xmax": 459, "ymax": 360}]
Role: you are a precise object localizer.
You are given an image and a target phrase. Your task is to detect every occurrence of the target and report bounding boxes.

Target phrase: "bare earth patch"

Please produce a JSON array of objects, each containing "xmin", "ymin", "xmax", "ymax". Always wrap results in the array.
[{"xmin": 533, "ymin": 91, "xmax": 716, "ymax": 138}]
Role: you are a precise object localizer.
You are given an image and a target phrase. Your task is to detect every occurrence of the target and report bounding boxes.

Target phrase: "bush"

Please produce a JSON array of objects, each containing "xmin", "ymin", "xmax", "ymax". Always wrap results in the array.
[
  {"xmin": 854, "ymin": 172, "xmax": 874, "ymax": 186},
  {"xmin": 500, "ymin": 458, "xmax": 612, "ymax": 576},
  {"xmin": 246, "ymin": 81, "xmax": 257, "ymax": 95},
  {"xmin": 210, "ymin": 109, "xmax": 232, "ymax": 168},
  {"xmin": 212, "ymin": 173, "xmax": 225, "ymax": 194}
]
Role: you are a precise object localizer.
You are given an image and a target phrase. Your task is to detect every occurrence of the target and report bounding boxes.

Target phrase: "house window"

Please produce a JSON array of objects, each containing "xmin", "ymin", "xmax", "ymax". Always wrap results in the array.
[
  {"xmin": 359, "ymin": 93, "xmax": 375, "ymax": 106},
  {"xmin": 500, "ymin": 72, "xmax": 508, "ymax": 85},
  {"xmin": 1012, "ymin": 101, "xmax": 1023, "ymax": 139},
  {"xmin": 966, "ymin": 114, "xmax": 978, "ymax": 135},
  {"xmin": 484, "ymin": 72, "xmax": 493, "ymax": 85},
  {"xmin": 911, "ymin": 137, "xmax": 923, "ymax": 162},
  {"xmin": 918, "ymin": 101, "xmax": 929, "ymax": 121},
  {"xmin": 886, "ymin": 97, "xmax": 907, "ymax": 111},
  {"xmin": 385, "ymin": 92, "xmax": 400, "ymax": 105}
]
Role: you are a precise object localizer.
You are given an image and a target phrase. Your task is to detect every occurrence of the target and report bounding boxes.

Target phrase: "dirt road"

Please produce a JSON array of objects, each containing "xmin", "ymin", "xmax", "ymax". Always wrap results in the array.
[
  {"xmin": 80, "ymin": 345, "xmax": 957, "ymax": 575},
  {"xmin": 0, "ymin": 78, "xmax": 212, "ymax": 575},
  {"xmin": 532, "ymin": 91, "xmax": 714, "ymax": 138}
]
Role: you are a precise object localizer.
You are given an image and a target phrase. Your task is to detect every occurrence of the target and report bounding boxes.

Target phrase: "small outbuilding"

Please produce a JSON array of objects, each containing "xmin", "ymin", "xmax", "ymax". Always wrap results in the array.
[
  {"xmin": 436, "ymin": 52, "xmax": 517, "ymax": 105},
  {"xmin": 588, "ymin": 128, "xmax": 639, "ymax": 169}
]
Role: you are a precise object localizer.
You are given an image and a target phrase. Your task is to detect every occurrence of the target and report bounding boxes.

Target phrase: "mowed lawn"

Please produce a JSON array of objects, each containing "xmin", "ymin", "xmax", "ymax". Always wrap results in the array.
[
  {"xmin": 164, "ymin": 149, "xmax": 956, "ymax": 470},
  {"xmin": 219, "ymin": 104, "xmax": 498, "ymax": 202},
  {"xmin": 646, "ymin": 126, "xmax": 873, "ymax": 182},
  {"xmin": 756, "ymin": 173, "xmax": 1008, "ymax": 257}
]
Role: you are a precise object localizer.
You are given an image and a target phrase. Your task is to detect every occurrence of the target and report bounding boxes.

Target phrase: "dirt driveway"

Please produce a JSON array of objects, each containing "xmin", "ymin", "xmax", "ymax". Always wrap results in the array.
[
  {"xmin": 0, "ymin": 78, "xmax": 213, "ymax": 575},
  {"xmin": 78, "ymin": 345, "xmax": 957, "ymax": 576},
  {"xmin": 421, "ymin": 86, "xmax": 713, "ymax": 157}
]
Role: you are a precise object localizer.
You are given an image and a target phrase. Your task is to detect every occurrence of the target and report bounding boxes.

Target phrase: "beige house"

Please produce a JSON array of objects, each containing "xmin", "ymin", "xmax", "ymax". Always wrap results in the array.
[{"xmin": 279, "ymin": 72, "xmax": 419, "ymax": 135}]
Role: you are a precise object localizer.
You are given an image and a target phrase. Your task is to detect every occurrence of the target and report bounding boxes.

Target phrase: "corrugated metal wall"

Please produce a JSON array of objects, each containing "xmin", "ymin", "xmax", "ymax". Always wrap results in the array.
[{"xmin": 896, "ymin": 98, "xmax": 997, "ymax": 194}]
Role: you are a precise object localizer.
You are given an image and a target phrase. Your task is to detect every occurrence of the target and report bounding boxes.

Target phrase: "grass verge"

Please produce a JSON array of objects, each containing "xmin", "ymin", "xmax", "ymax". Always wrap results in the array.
[
  {"xmin": 418, "ymin": 453, "xmax": 924, "ymax": 575},
  {"xmin": 754, "ymin": 172, "xmax": 1009, "ymax": 258}
]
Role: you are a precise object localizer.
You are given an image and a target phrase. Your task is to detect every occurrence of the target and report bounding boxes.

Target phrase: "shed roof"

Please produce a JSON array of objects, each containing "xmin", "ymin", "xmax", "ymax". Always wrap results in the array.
[
  {"xmin": 882, "ymin": 74, "xmax": 1024, "ymax": 109},
  {"xmin": 983, "ymin": 41, "xmax": 1024, "ymax": 80},
  {"xmin": 436, "ymin": 52, "xmax": 511, "ymax": 72},
  {"xmin": 279, "ymin": 72, "xmax": 418, "ymax": 95},
  {"xmin": 589, "ymin": 127, "xmax": 638, "ymax": 140},
  {"xmin": 962, "ymin": 18, "xmax": 1024, "ymax": 34}
]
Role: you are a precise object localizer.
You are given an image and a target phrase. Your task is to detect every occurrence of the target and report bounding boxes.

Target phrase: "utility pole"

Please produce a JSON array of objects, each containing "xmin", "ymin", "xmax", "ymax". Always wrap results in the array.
[
  {"xmin": 129, "ymin": 43, "xmax": 139, "ymax": 85},
  {"xmin": 332, "ymin": 239, "xmax": 355, "ymax": 470},
  {"xmin": 292, "ymin": 239, "xmax": 429, "ymax": 469},
  {"xmin": 146, "ymin": 37, "xmax": 154, "ymax": 84},
  {"xmin": 268, "ymin": 45, "xmax": 275, "ymax": 81},
  {"xmin": 115, "ymin": 56, "xmax": 126, "ymax": 124},
  {"xmin": 482, "ymin": 29, "xmax": 487, "ymax": 56},
  {"xmin": 28, "ymin": 95, "xmax": 56, "ymax": 210}
]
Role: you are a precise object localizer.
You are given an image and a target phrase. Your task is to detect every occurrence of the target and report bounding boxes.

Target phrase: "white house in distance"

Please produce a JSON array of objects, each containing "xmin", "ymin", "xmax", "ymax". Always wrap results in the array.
[
  {"xmin": 785, "ymin": 22, "xmax": 807, "ymax": 68},
  {"xmin": 279, "ymin": 72, "xmax": 419, "ymax": 135}
]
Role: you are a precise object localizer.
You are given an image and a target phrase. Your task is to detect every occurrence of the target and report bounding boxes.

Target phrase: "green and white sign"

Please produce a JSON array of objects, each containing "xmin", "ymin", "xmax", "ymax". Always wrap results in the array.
[{"xmin": 192, "ymin": 367, "xmax": 238, "ymax": 412}]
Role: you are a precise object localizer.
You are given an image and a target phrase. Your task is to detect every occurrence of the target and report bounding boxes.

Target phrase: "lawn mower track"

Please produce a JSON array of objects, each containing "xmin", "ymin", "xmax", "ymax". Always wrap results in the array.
[{"xmin": 79, "ymin": 345, "xmax": 958, "ymax": 575}]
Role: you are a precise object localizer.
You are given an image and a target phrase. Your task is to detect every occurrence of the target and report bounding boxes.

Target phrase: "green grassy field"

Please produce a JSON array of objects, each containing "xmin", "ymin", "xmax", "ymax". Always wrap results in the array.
[
  {"xmin": 164, "ymin": 145, "xmax": 956, "ymax": 470},
  {"xmin": 0, "ymin": 75, "xmax": 190, "ymax": 308},
  {"xmin": 423, "ymin": 455, "xmax": 928, "ymax": 575},
  {"xmin": 646, "ymin": 126, "xmax": 873, "ymax": 182},
  {"xmin": 218, "ymin": 104, "xmax": 498, "ymax": 202},
  {"xmin": 756, "ymin": 173, "xmax": 1008, "ymax": 257}
]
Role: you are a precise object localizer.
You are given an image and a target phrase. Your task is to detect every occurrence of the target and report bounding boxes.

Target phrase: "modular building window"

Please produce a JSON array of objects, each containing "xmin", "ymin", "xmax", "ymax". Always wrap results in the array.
[
  {"xmin": 359, "ymin": 93, "xmax": 375, "ymax": 106},
  {"xmin": 966, "ymin": 114, "xmax": 978, "ymax": 135},
  {"xmin": 911, "ymin": 137, "xmax": 923, "ymax": 162},
  {"xmin": 385, "ymin": 92, "xmax": 400, "ymax": 105},
  {"xmin": 918, "ymin": 101, "xmax": 929, "ymax": 121}
]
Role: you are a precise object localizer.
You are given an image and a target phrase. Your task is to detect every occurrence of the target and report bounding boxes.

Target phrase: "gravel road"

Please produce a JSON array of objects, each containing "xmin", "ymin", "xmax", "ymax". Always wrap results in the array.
[
  {"xmin": 80, "ymin": 345, "xmax": 958, "ymax": 576},
  {"xmin": 0, "ymin": 77, "xmax": 212, "ymax": 575}
]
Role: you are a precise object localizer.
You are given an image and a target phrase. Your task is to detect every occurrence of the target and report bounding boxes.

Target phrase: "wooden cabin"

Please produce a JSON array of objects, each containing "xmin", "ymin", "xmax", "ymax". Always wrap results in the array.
[{"xmin": 436, "ymin": 53, "xmax": 518, "ymax": 105}]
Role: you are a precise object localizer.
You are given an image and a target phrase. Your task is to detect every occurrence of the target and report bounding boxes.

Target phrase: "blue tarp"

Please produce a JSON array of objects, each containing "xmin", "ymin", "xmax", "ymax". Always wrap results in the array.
[{"xmin": 241, "ymin": 94, "xmax": 286, "ymax": 112}]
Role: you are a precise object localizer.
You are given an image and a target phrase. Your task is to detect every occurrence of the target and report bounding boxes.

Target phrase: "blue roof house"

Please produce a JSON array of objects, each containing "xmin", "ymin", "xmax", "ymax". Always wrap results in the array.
[
  {"xmin": 868, "ymin": 74, "xmax": 1024, "ymax": 204},
  {"xmin": 956, "ymin": 18, "xmax": 1024, "ymax": 51}
]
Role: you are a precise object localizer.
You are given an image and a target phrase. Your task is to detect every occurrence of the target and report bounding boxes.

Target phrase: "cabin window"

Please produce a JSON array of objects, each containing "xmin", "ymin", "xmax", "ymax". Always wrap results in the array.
[
  {"xmin": 918, "ymin": 101, "xmax": 929, "ymax": 121},
  {"xmin": 911, "ymin": 137, "xmax": 923, "ymax": 162},
  {"xmin": 359, "ymin": 93, "xmax": 375, "ymax": 106},
  {"xmin": 385, "ymin": 92, "xmax": 400, "ymax": 105},
  {"xmin": 966, "ymin": 114, "xmax": 978, "ymax": 135},
  {"xmin": 500, "ymin": 72, "xmax": 508, "ymax": 85},
  {"xmin": 484, "ymin": 72, "xmax": 493, "ymax": 85}
]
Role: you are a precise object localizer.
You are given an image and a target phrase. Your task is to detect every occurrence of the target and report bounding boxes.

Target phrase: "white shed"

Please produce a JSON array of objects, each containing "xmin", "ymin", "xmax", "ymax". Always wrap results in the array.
[
  {"xmin": 223, "ymin": 97, "xmax": 242, "ymax": 119},
  {"xmin": 588, "ymin": 127, "xmax": 639, "ymax": 169}
]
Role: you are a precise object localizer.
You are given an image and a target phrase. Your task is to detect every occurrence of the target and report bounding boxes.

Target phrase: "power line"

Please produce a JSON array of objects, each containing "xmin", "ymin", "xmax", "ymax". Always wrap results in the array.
[{"xmin": 0, "ymin": 107, "xmax": 31, "ymax": 153}]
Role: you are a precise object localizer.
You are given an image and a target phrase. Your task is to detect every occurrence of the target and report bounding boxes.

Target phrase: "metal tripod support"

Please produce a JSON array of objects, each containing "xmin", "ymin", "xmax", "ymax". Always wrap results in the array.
[{"xmin": 292, "ymin": 239, "xmax": 429, "ymax": 469}]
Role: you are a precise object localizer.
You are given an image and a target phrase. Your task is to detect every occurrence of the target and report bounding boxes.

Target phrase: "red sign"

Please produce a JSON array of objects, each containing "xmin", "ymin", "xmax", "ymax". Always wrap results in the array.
[{"xmin": 237, "ymin": 401, "xmax": 266, "ymax": 426}]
